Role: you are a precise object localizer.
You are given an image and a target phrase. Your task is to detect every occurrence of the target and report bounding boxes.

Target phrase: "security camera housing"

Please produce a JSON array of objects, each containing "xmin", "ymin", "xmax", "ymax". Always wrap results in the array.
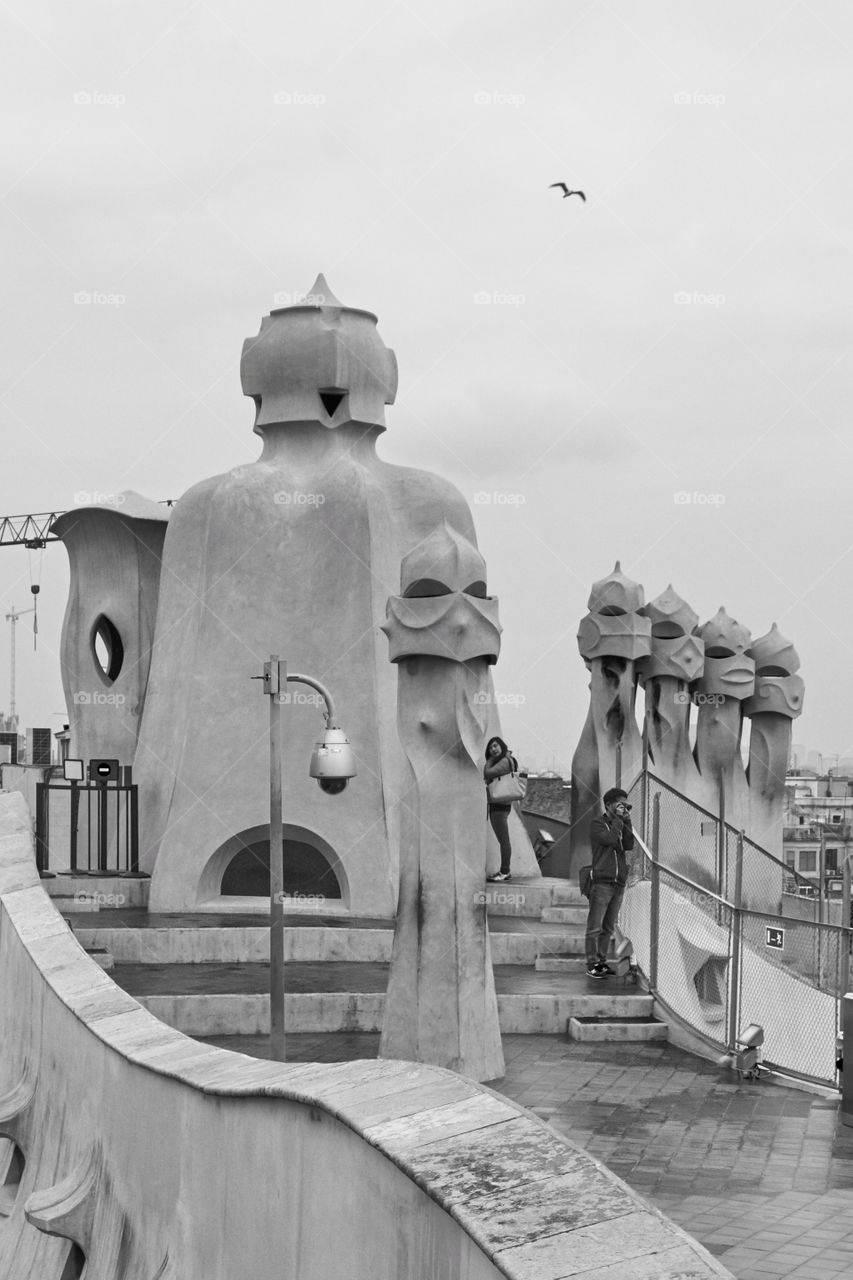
[
  {"xmin": 317, "ymin": 776, "xmax": 349, "ymax": 795},
  {"xmin": 309, "ymin": 726, "xmax": 356, "ymax": 793}
]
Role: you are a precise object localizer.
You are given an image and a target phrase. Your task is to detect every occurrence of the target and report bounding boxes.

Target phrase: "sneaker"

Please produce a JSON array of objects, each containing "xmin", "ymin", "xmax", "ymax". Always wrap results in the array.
[
  {"xmin": 586, "ymin": 963, "xmax": 606, "ymax": 978},
  {"xmin": 490, "ymin": 871, "xmax": 511, "ymax": 882},
  {"xmin": 596, "ymin": 963, "xmax": 615, "ymax": 976}
]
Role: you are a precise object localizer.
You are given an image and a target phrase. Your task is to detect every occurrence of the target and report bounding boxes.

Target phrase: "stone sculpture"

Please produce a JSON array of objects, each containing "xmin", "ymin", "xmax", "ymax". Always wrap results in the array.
[
  {"xmin": 52, "ymin": 277, "xmax": 537, "ymax": 914},
  {"xmin": 379, "ymin": 523, "xmax": 505, "ymax": 1082},
  {"xmin": 570, "ymin": 563, "xmax": 651, "ymax": 869},
  {"xmin": 744, "ymin": 623, "xmax": 804, "ymax": 856},
  {"xmin": 569, "ymin": 564, "xmax": 803, "ymax": 898}
]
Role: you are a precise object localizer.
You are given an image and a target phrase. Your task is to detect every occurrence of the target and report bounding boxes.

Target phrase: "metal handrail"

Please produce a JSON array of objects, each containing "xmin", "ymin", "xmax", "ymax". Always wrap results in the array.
[{"xmin": 632, "ymin": 830, "xmax": 733, "ymax": 910}]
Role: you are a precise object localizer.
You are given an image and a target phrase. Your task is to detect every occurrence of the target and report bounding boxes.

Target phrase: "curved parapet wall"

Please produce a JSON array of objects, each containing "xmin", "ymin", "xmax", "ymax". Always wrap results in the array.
[{"xmin": 0, "ymin": 792, "xmax": 732, "ymax": 1279}]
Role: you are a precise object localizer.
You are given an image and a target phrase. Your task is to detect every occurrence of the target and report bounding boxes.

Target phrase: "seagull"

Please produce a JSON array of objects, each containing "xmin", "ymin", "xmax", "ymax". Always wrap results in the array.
[{"xmin": 550, "ymin": 183, "xmax": 586, "ymax": 201}]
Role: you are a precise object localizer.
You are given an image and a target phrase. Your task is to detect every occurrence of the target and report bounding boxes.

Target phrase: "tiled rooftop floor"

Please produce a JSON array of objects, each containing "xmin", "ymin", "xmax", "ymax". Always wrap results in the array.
[{"xmin": 196, "ymin": 1029, "xmax": 853, "ymax": 1280}]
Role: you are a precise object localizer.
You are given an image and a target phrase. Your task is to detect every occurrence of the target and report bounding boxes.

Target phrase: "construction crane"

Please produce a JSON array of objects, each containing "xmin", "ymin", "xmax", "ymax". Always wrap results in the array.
[
  {"xmin": 4, "ymin": 602, "xmax": 35, "ymax": 721},
  {"xmin": 0, "ymin": 511, "xmax": 66, "ymax": 548}
]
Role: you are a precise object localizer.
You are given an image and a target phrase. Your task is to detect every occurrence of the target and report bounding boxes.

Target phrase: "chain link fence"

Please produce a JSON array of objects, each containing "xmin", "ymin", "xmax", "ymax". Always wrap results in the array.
[
  {"xmin": 621, "ymin": 773, "xmax": 853, "ymax": 1088},
  {"xmin": 737, "ymin": 911, "xmax": 844, "ymax": 1084}
]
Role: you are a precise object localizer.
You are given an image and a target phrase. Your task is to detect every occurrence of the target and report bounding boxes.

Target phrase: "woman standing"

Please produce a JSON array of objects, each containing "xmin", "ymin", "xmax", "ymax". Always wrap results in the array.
[{"xmin": 484, "ymin": 736, "xmax": 516, "ymax": 882}]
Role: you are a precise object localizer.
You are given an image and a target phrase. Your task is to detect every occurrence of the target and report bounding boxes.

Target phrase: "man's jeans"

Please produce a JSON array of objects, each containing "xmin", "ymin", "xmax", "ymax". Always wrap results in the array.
[{"xmin": 585, "ymin": 881, "xmax": 624, "ymax": 965}]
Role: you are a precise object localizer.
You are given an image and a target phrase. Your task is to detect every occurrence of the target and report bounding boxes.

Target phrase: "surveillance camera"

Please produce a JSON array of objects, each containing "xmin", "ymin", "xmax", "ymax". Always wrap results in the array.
[
  {"xmin": 309, "ymin": 725, "xmax": 356, "ymax": 794},
  {"xmin": 317, "ymin": 775, "xmax": 348, "ymax": 795}
]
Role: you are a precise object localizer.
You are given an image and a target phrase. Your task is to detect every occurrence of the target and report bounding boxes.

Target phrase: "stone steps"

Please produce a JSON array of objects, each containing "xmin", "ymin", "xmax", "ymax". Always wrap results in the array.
[
  {"xmin": 69, "ymin": 915, "xmax": 585, "ymax": 966},
  {"xmin": 45, "ymin": 874, "xmax": 150, "ymax": 910},
  {"xmin": 133, "ymin": 989, "xmax": 655, "ymax": 1037},
  {"xmin": 85, "ymin": 948, "xmax": 114, "ymax": 972},
  {"xmin": 482, "ymin": 877, "xmax": 583, "ymax": 918},
  {"xmin": 567, "ymin": 1015, "xmax": 668, "ymax": 1043},
  {"xmin": 110, "ymin": 961, "xmax": 653, "ymax": 1037},
  {"xmin": 534, "ymin": 956, "xmax": 587, "ymax": 972},
  {"xmin": 540, "ymin": 905, "xmax": 588, "ymax": 925}
]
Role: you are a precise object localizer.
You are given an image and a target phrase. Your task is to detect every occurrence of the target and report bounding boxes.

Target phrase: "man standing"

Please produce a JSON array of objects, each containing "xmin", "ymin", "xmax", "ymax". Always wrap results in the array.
[{"xmin": 585, "ymin": 787, "xmax": 634, "ymax": 978}]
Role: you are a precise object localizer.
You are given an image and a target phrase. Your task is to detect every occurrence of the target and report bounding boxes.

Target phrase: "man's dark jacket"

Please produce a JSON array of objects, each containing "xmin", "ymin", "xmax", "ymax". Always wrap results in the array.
[{"xmin": 589, "ymin": 814, "xmax": 634, "ymax": 887}]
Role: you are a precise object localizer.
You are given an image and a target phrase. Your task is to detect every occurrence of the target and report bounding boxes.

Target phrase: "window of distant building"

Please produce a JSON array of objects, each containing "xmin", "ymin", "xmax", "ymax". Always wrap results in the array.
[
  {"xmin": 826, "ymin": 848, "xmax": 839, "ymax": 871},
  {"xmin": 799, "ymin": 816, "xmax": 805, "ymax": 825},
  {"xmin": 800, "ymin": 850, "xmax": 817, "ymax": 874},
  {"xmin": 785, "ymin": 852, "xmax": 795, "ymax": 868},
  {"xmin": 832, "ymin": 814, "xmax": 842, "ymax": 823}
]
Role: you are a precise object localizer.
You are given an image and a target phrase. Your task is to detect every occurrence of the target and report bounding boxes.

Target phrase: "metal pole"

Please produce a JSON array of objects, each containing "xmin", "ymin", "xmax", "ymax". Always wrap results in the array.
[
  {"xmin": 267, "ymin": 656, "xmax": 286, "ymax": 1062},
  {"xmin": 649, "ymin": 792, "xmax": 661, "ymax": 989},
  {"xmin": 727, "ymin": 831, "xmax": 745, "ymax": 1052},
  {"xmin": 842, "ymin": 857, "xmax": 852, "ymax": 997},
  {"xmin": 615, "ymin": 739, "xmax": 622, "ymax": 791},
  {"xmin": 814, "ymin": 824, "xmax": 819, "ymax": 983},
  {"xmin": 70, "ymin": 779, "xmax": 79, "ymax": 872},
  {"xmin": 717, "ymin": 773, "xmax": 726, "ymax": 901},
  {"xmin": 98, "ymin": 782, "xmax": 108, "ymax": 873}
]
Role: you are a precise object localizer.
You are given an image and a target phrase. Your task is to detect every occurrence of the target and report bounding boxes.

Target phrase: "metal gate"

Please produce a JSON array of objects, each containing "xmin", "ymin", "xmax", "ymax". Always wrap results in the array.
[{"xmin": 35, "ymin": 777, "xmax": 138, "ymax": 874}]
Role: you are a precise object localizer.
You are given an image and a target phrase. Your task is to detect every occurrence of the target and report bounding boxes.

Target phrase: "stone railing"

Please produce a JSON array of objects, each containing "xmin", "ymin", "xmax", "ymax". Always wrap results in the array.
[{"xmin": 0, "ymin": 790, "xmax": 732, "ymax": 1279}]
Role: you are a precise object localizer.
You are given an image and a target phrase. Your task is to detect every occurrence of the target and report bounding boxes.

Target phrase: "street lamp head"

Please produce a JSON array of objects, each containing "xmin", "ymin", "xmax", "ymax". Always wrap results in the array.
[{"xmin": 309, "ymin": 725, "xmax": 356, "ymax": 794}]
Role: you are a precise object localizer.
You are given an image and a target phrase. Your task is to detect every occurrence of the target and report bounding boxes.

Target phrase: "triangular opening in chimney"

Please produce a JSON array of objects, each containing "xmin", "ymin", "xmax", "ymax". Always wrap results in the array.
[{"xmin": 320, "ymin": 390, "xmax": 346, "ymax": 417}]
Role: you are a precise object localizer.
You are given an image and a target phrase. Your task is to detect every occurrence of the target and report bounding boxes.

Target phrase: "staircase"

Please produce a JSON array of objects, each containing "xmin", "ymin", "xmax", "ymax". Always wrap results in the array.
[{"xmin": 46, "ymin": 873, "xmax": 667, "ymax": 1044}]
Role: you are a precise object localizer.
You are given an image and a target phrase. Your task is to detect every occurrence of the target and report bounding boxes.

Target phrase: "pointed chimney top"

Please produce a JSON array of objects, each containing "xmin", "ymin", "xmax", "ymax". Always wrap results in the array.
[{"xmin": 305, "ymin": 273, "xmax": 343, "ymax": 307}]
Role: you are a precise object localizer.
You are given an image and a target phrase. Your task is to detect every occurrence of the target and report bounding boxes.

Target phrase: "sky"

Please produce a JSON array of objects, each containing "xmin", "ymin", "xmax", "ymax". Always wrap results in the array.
[{"xmin": 1, "ymin": 0, "xmax": 852, "ymax": 777}]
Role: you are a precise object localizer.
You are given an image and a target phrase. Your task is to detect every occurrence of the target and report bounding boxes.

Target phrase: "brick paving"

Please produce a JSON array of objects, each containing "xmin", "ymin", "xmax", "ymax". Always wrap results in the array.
[{"xmin": 198, "ymin": 1029, "xmax": 853, "ymax": 1280}]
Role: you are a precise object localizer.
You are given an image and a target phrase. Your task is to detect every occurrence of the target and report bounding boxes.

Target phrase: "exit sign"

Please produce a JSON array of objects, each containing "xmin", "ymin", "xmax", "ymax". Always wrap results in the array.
[{"xmin": 765, "ymin": 927, "xmax": 784, "ymax": 950}]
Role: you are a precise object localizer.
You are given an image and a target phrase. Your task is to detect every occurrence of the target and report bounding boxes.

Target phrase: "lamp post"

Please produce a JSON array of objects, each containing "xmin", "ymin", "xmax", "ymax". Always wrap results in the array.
[{"xmin": 254, "ymin": 656, "xmax": 355, "ymax": 1062}]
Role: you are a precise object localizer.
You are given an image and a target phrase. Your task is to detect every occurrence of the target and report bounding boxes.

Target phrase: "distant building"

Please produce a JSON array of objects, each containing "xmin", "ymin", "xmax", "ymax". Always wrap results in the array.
[
  {"xmin": 783, "ymin": 770, "xmax": 853, "ymax": 894},
  {"xmin": 520, "ymin": 772, "xmax": 571, "ymax": 873}
]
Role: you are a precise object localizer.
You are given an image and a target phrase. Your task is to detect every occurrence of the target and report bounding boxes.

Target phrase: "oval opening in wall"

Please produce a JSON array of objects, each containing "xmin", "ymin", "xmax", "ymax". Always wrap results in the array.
[{"xmin": 92, "ymin": 615, "xmax": 124, "ymax": 683}]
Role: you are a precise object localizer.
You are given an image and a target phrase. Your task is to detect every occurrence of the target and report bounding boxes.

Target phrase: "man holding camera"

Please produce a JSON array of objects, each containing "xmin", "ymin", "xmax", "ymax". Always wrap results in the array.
[{"xmin": 585, "ymin": 787, "xmax": 634, "ymax": 978}]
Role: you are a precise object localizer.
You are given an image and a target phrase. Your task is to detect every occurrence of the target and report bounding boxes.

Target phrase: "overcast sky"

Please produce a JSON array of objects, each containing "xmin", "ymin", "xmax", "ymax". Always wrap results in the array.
[{"xmin": 1, "ymin": 0, "xmax": 852, "ymax": 776}]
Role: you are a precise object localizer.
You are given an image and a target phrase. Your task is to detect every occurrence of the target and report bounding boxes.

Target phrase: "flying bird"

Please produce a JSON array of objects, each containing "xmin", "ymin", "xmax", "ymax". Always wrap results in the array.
[{"xmin": 550, "ymin": 183, "xmax": 586, "ymax": 201}]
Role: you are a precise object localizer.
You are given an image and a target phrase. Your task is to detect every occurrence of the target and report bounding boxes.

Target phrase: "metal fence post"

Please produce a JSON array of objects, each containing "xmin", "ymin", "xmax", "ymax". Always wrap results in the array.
[
  {"xmin": 649, "ymin": 792, "xmax": 661, "ymax": 990},
  {"xmin": 69, "ymin": 779, "xmax": 79, "ymax": 872},
  {"xmin": 727, "ymin": 830, "xmax": 745, "ymax": 1051},
  {"xmin": 842, "ymin": 858, "xmax": 852, "ymax": 998},
  {"xmin": 716, "ymin": 774, "xmax": 726, "ymax": 901},
  {"xmin": 34, "ymin": 782, "xmax": 47, "ymax": 875}
]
